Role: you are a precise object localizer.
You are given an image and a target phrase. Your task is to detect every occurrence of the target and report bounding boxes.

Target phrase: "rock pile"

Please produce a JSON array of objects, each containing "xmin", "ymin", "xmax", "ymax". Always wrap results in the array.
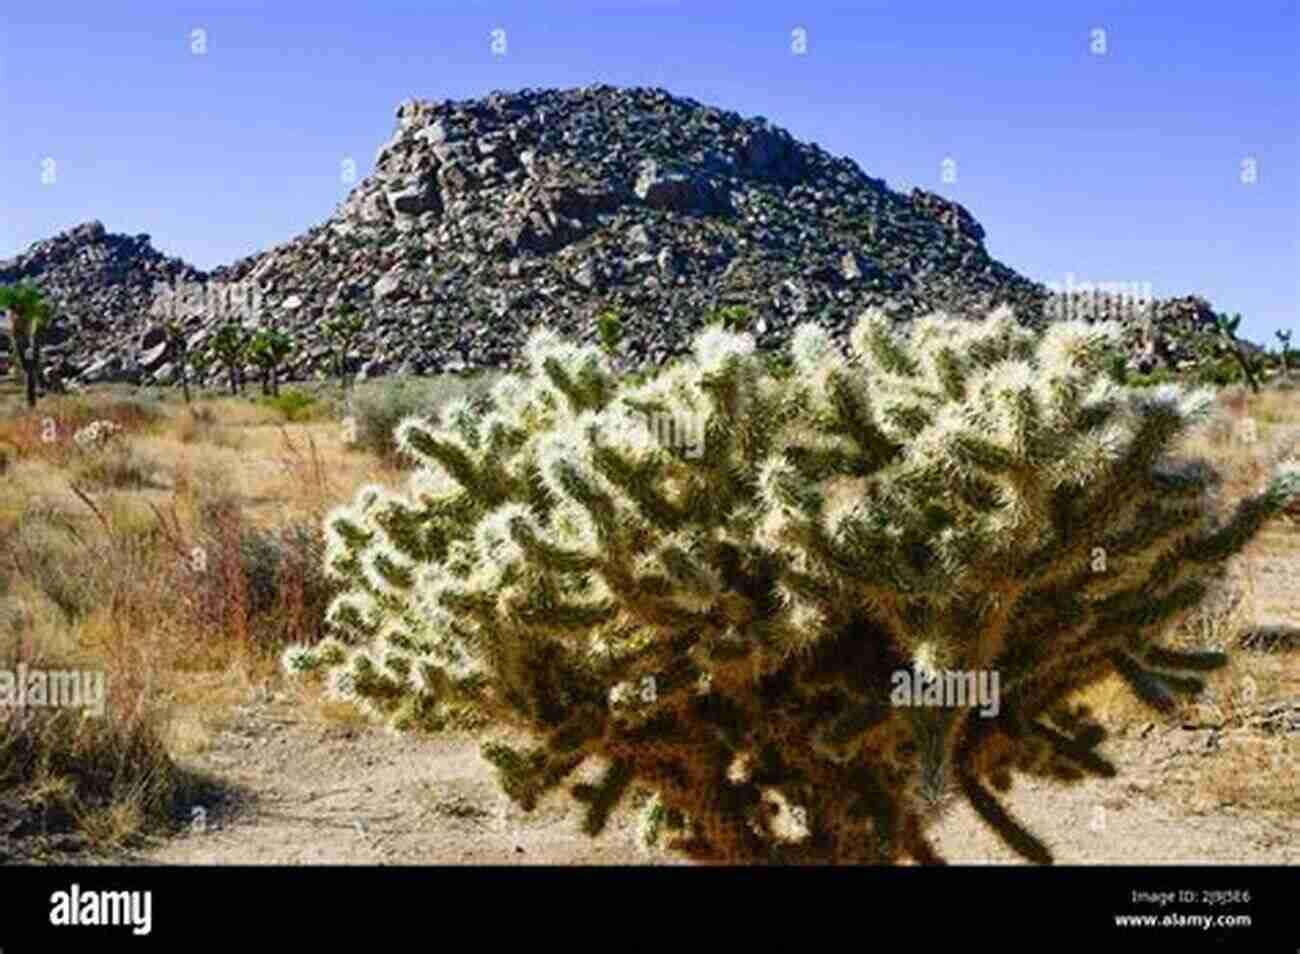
[
  {"xmin": 0, "ymin": 221, "xmax": 204, "ymax": 382},
  {"xmin": 0, "ymin": 85, "xmax": 1265, "ymax": 387}
]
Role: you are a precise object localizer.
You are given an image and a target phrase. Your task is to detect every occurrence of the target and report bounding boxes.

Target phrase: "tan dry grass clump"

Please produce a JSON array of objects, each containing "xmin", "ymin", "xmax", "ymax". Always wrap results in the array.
[
  {"xmin": 0, "ymin": 389, "xmax": 395, "ymax": 852},
  {"xmin": 0, "ymin": 379, "xmax": 462, "ymax": 853}
]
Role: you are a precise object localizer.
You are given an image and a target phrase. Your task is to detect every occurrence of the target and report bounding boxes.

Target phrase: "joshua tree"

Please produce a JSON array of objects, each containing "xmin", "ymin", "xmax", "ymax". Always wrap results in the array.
[
  {"xmin": 1275, "ymin": 329, "xmax": 1292, "ymax": 377},
  {"xmin": 595, "ymin": 309, "xmax": 623, "ymax": 363},
  {"xmin": 247, "ymin": 324, "xmax": 295, "ymax": 397},
  {"xmin": 161, "ymin": 318, "xmax": 193, "ymax": 403},
  {"xmin": 211, "ymin": 319, "xmax": 249, "ymax": 396},
  {"xmin": 0, "ymin": 282, "xmax": 57, "ymax": 408},
  {"xmin": 1213, "ymin": 311, "xmax": 1260, "ymax": 393},
  {"xmin": 186, "ymin": 342, "xmax": 217, "ymax": 398},
  {"xmin": 323, "ymin": 303, "xmax": 367, "ymax": 392},
  {"xmin": 285, "ymin": 307, "xmax": 1299, "ymax": 864}
]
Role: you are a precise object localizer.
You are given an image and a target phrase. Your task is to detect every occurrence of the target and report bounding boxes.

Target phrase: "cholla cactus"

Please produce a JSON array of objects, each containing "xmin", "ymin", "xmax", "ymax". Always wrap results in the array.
[
  {"xmin": 1277, "ymin": 456, "xmax": 1300, "ymax": 517},
  {"xmin": 285, "ymin": 306, "xmax": 1299, "ymax": 864},
  {"xmin": 73, "ymin": 420, "xmax": 124, "ymax": 452}
]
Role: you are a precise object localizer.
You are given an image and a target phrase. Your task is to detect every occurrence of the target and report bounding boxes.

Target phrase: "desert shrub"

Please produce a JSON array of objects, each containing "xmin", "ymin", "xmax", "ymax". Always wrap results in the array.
[
  {"xmin": 233, "ymin": 522, "xmax": 330, "ymax": 618},
  {"xmin": 286, "ymin": 308, "xmax": 1300, "ymax": 864},
  {"xmin": 187, "ymin": 512, "xmax": 337, "ymax": 648},
  {"xmin": 7, "ymin": 517, "xmax": 98, "ymax": 623},
  {"xmin": 0, "ymin": 645, "xmax": 199, "ymax": 851},
  {"xmin": 709, "ymin": 304, "xmax": 753, "ymax": 332},
  {"xmin": 174, "ymin": 404, "xmax": 246, "ymax": 450},
  {"xmin": 1124, "ymin": 367, "xmax": 1180, "ymax": 388},
  {"xmin": 53, "ymin": 395, "xmax": 165, "ymax": 433},
  {"xmin": 259, "ymin": 388, "xmax": 321, "ymax": 422},
  {"xmin": 72, "ymin": 420, "xmax": 123, "ymax": 451},
  {"xmin": 344, "ymin": 374, "xmax": 500, "ymax": 465},
  {"xmin": 1193, "ymin": 356, "xmax": 1249, "ymax": 389},
  {"xmin": 762, "ymin": 349, "xmax": 795, "ymax": 379},
  {"xmin": 71, "ymin": 441, "xmax": 159, "ymax": 490},
  {"xmin": 1101, "ymin": 349, "xmax": 1128, "ymax": 385}
]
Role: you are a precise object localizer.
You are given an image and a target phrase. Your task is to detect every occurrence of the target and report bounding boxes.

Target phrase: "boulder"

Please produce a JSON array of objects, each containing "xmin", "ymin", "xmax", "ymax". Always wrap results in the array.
[
  {"xmin": 634, "ymin": 162, "xmax": 721, "ymax": 212},
  {"xmin": 139, "ymin": 340, "xmax": 170, "ymax": 372},
  {"xmin": 386, "ymin": 176, "xmax": 442, "ymax": 217}
]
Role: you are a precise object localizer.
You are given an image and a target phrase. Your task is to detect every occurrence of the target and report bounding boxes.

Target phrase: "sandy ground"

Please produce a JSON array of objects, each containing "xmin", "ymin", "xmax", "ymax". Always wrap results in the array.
[{"xmin": 90, "ymin": 687, "xmax": 1288, "ymax": 866}]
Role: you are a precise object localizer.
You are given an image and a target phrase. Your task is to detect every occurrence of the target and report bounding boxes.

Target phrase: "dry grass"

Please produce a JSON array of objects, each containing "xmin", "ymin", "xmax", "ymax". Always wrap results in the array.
[{"xmin": 0, "ymin": 379, "xmax": 418, "ymax": 854}]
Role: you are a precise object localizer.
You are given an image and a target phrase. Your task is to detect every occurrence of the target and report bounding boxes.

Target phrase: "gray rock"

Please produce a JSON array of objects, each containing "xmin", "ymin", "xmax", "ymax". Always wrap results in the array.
[
  {"xmin": 373, "ymin": 270, "xmax": 407, "ymax": 301},
  {"xmin": 386, "ymin": 177, "xmax": 441, "ymax": 217},
  {"xmin": 139, "ymin": 340, "xmax": 169, "ymax": 371},
  {"xmin": 420, "ymin": 121, "xmax": 449, "ymax": 146},
  {"xmin": 657, "ymin": 247, "xmax": 678, "ymax": 276},
  {"xmin": 79, "ymin": 356, "xmax": 117, "ymax": 383},
  {"xmin": 736, "ymin": 123, "xmax": 802, "ymax": 181},
  {"xmin": 433, "ymin": 142, "xmax": 469, "ymax": 164},
  {"xmin": 634, "ymin": 161, "xmax": 720, "ymax": 212},
  {"xmin": 438, "ymin": 161, "xmax": 476, "ymax": 195},
  {"xmin": 139, "ymin": 324, "xmax": 167, "ymax": 350},
  {"xmin": 840, "ymin": 251, "xmax": 877, "ymax": 282}
]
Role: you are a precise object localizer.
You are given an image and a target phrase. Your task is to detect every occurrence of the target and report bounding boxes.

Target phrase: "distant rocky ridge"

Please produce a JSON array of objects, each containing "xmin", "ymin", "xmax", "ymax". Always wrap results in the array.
[
  {"xmin": 0, "ymin": 221, "xmax": 205, "ymax": 383},
  {"xmin": 0, "ymin": 84, "xmax": 1265, "ymax": 387}
]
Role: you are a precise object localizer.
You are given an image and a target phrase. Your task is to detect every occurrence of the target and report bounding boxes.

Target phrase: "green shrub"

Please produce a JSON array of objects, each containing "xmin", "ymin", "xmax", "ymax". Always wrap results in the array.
[
  {"xmin": 343, "ymin": 374, "xmax": 500, "ymax": 466},
  {"xmin": 708, "ymin": 304, "xmax": 752, "ymax": 332},
  {"xmin": 286, "ymin": 308, "xmax": 1299, "ymax": 864},
  {"xmin": 762, "ymin": 349, "xmax": 795, "ymax": 379},
  {"xmin": 234, "ymin": 522, "xmax": 332, "ymax": 620},
  {"xmin": 1193, "ymin": 356, "xmax": 1248, "ymax": 389},
  {"xmin": 1102, "ymin": 350, "xmax": 1129, "ymax": 385},
  {"xmin": 595, "ymin": 311, "xmax": 623, "ymax": 354},
  {"xmin": 1125, "ymin": 367, "xmax": 1179, "ymax": 388},
  {"xmin": 259, "ymin": 388, "xmax": 320, "ymax": 422},
  {"xmin": 186, "ymin": 513, "xmax": 338, "ymax": 648}
]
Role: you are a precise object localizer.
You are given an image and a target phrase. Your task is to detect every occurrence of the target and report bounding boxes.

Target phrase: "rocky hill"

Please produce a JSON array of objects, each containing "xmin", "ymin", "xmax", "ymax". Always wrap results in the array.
[
  {"xmin": 0, "ymin": 221, "xmax": 206, "ymax": 383},
  {"xmin": 0, "ymin": 85, "xmax": 1268, "ymax": 386}
]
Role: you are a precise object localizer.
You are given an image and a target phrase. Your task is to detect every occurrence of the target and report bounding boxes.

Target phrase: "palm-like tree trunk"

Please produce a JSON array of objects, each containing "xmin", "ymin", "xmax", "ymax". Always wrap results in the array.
[
  {"xmin": 177, "ymin": 345, "xmax": 192, "ymax": 403},
  {"xmin": 24, "ymin": 350, "xmax": 38, "ymax": 407},
  {"xmin": 12, "ymin": 330, "xmax": 38, "ymax": 408}
]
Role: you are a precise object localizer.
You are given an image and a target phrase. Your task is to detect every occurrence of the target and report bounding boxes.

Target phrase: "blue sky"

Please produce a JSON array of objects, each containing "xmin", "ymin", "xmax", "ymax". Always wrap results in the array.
[{"xmin": 2, "ymin": 1, "xmax": 1296, "ymax": 343}]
